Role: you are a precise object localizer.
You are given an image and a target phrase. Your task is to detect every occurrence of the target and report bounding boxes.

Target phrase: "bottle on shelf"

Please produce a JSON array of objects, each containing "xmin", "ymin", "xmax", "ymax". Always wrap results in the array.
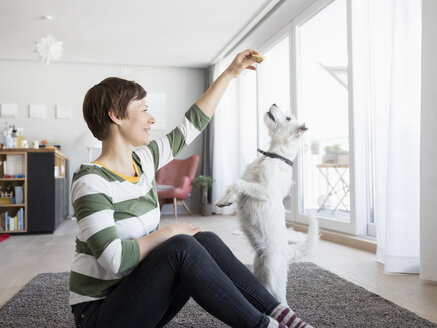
[
  {"xmin": 17, "ymin": 128, "xmax": 25, "ymax": 148},
  {"xmin": 11, "ymin": 127, "xmax": 17, "ymax": 148}
]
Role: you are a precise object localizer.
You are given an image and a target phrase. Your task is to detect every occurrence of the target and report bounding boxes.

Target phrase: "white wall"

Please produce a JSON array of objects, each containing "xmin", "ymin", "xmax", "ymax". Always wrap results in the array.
[
  {"xmin": 420, "ymin": 0, "xmax": 437, "ymax": 281},
  {"xmin": 0, "ymin": 59, "xmax": 207, "ymax": 215}
]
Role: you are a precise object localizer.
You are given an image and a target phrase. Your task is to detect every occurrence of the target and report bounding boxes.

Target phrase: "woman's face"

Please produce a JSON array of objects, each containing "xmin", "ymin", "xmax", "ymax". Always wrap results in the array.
[{"xmin": 119, "ymin": 97, "xmax": 155, "ymax": 146}]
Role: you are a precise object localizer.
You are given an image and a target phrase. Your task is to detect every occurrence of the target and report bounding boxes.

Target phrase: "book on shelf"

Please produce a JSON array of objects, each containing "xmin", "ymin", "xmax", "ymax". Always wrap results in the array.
[
  {"xmin": 19, "ymin": 208, "xmax": 24, "ymax": 230},
  {"xmin": 0, "ymin": 208, "xmax": 25, "ymax": 232}
]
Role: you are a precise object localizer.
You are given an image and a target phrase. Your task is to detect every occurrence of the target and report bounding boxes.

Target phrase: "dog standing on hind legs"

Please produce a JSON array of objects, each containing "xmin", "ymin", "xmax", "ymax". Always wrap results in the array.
[{"xmin": 216, "ymin": 104, "xmax": 319, "ymax": 305}]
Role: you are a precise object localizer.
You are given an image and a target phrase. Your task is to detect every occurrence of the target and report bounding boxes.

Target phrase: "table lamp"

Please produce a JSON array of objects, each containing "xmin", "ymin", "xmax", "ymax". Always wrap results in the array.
[{"xmin": 72, "ymin": 131, "xmax": 102, "ymax": 162}]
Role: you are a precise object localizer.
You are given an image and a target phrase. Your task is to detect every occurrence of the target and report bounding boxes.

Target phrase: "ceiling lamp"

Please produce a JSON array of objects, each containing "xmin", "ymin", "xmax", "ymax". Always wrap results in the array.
[{"xmin": 35, "ymin": 34, "xmax": 64, "ymax": 65}]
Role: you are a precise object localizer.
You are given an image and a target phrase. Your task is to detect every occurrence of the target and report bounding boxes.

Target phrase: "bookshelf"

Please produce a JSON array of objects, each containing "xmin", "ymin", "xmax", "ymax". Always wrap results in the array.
[
  {"xmin": 0, "ymin": 149, "xmax": 69, "ymax": 234},
  {"xmin": 0, "ymin": 151, "xmax": 27, "ymax": 233}
]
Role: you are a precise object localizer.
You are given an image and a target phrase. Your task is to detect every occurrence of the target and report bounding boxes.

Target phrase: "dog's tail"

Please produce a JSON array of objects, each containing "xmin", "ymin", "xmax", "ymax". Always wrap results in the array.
[{"xmin": 288, "ymin": 213, "xmax": 319, "ymax": 262}]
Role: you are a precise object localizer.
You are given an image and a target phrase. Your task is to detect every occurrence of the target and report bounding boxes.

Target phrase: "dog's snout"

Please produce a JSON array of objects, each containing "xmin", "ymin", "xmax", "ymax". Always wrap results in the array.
[
  {"xmin": 272, "ymin": 103, "xmax": 278, "ymax": 107},
  {"xmin": 267, "ymin": 111, "xmax": 276, "ymax": 123}
]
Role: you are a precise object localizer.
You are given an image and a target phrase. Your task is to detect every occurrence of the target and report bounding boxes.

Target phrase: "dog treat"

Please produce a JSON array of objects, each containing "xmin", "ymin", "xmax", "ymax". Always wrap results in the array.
[{"xmin": 252, "ymin": 54, "xmax": 265, "ymax": 63}]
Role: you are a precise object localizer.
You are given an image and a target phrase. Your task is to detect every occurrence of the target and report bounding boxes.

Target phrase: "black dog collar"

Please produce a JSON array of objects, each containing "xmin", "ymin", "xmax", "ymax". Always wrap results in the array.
[{"xmin": 257, "ymin": 149, "xmax": 294, "ymax": 167}]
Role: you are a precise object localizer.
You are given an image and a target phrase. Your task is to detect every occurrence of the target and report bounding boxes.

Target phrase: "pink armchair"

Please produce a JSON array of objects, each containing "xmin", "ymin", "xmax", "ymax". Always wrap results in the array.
[{"xmin": 155, "ymin": 155, "xmax": 200, "ymax": 218}]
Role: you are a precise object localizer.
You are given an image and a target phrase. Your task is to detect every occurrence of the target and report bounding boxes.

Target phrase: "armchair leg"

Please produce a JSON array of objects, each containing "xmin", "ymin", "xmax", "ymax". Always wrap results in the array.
[
  {"xmin": 173, "ymin": 198, "xmax": 178, "ymax": 219},
  {"xmin": 181, "ymin": 200, "xmax": 193, "ymax": 216}
]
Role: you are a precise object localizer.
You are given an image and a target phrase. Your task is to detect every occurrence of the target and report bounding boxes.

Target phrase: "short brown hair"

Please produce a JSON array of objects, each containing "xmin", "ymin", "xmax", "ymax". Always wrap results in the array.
[{"xmin": 83, "ymin": 77, "xmax": 147, "ymax": 140}]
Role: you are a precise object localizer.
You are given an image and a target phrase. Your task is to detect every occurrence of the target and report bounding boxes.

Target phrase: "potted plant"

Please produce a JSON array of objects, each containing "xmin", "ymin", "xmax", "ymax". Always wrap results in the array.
[
  {"xmin": 192, "ymin": 175, "xmax": 214, "ymax": 216},
  {"xmin": 311, "ymin": 140, "xmax": 320, "ymax": 155},
  {"xmin": 322, "ymin": 144, "xmax": 341, "ymax": 163}
]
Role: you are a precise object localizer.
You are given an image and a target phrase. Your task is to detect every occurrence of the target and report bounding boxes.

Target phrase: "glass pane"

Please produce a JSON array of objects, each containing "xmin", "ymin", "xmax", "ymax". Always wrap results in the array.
[
  {"xmin": 297, "ymin": 0, "xmax": 350, "ymax": 221},
  {"xmin": 258, "ymin": 36, "xmax": 290, "ymax": 150}
]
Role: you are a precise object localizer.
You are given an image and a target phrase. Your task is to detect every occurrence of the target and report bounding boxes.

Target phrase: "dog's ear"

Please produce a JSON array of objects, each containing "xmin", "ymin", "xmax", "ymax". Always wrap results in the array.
[{"xmin": 296, "ymin": 124, "xmax": 308, "ymax": 137}]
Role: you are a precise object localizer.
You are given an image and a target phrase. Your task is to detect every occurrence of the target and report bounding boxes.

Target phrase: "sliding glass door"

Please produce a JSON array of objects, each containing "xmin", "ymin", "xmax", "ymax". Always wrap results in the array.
[
  {"xmin": 292, "ymin": 0, "xmax": 356, "ymax": 234},
  {"xmin": 250, "ymin": 0, "xmax": 374, "ymax": 236}
]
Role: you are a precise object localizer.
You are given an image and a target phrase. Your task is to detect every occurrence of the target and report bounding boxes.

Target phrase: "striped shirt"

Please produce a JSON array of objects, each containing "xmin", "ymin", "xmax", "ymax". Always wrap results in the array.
[{"xmin": 69, "ymin": 103, "xmax": 210, "ymax": 305}]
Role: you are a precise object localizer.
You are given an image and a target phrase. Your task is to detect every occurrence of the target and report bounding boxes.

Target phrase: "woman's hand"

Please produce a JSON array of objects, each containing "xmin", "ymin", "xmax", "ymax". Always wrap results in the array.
[
  {"xmin": 195, "ymin": 49, "xmax": 261, "ymax": 117},
  {"xmin": 167, "ymin": 222, "xmax": 202, "ymax": 237},
  {"xmin": 136, "ymin": 222, "xmax": 201, "ymax": 261},
  {"xmin": 225, "ymin": 49, "xmax": 260, "ymax": 78}
]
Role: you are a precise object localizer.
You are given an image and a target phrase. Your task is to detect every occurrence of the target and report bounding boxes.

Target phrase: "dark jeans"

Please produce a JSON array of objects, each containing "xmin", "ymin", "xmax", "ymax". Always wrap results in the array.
[{"xmin": 72, "ymin": 231, "xmax": 280, "ymax": 328}]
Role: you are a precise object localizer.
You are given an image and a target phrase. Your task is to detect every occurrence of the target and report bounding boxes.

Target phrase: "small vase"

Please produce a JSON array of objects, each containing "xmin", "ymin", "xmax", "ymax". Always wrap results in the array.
[{"xmin": 200, "ymin": 203, "xmax": 212, "ymax": 216}]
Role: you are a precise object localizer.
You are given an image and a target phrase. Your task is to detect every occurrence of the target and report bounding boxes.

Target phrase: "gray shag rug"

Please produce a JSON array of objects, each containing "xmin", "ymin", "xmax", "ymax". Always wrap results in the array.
[{"xmin": 0, "ymin": 262, "xmax": 436, "ymax": 328}]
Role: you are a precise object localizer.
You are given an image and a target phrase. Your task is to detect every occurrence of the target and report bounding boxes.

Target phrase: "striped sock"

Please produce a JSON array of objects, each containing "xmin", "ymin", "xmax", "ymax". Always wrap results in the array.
[
  {"xmin": 269, "ymin": 304, "xmax": 314, "ymax": 328},
  {"xmin": 267, "ymin": 317, "xmax": 287, "ymax": 328}
]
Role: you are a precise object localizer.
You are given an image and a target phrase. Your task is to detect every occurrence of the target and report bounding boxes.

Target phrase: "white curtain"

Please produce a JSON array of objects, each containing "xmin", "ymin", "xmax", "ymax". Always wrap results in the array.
[
  {"xmin": 366, "ymin": 0, "xmax": 422, "ymax": 273},
  {"xmin": 212, "ymin": 57, "xmax": 239, "ymax": 214},
  {"xmin": 212, "ymin": 56, "xmax": 258, "ymax": 214}
]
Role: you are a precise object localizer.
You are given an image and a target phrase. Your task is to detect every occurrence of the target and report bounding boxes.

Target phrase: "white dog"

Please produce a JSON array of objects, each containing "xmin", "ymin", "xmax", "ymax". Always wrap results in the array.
[{"xmin": 216, "ymin": 104, "xmax": 319, "ymax": 304}]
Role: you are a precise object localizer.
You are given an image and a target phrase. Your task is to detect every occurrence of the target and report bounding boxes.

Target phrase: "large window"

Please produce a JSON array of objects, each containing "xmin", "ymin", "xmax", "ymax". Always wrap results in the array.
[{"xmin": 297, "ymin": 0, "xmax": 350, "ymax": 219}]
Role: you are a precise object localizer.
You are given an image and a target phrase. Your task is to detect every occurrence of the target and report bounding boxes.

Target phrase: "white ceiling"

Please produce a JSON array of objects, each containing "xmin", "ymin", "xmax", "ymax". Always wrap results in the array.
[{"xmin": 0, "ymin": 0, "xmax": 273, "ymax": 68}]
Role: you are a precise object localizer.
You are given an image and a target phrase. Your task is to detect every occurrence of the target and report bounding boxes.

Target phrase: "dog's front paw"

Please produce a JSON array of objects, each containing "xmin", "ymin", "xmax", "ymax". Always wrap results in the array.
[
  {"xmin": 215, "ymin": 196, "xmax": 235, "ymax": 208},
  {"xmin": 216, "ymin": 188, "xmax": 237, "ymax": 208},
  {"xmin": 215, "ymin": 200, "xmax": 233, "ymax": 208}
]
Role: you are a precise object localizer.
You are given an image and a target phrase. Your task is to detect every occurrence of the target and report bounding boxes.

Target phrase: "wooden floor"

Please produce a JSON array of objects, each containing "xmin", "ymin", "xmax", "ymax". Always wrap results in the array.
[{"xmin": 1, "ymin": 214, "xmax": 436, "ymax": 324}]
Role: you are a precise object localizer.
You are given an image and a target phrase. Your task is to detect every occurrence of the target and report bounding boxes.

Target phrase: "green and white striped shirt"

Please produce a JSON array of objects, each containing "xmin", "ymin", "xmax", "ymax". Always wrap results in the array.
[{"xmin": 69, "ymin": 104, "xmax": 210, "ymax": 305}]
